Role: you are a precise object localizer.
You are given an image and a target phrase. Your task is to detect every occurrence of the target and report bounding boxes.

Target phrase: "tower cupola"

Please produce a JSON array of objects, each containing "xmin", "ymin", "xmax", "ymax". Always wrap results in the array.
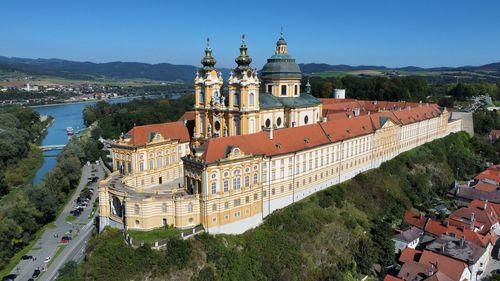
[
  {"xmin": 235, "ymin": 34, "xmax": 253, "ymax": 74},
  {"xmin": 201, "ymin": 37, "xmax": 216, "ymax": 72}
]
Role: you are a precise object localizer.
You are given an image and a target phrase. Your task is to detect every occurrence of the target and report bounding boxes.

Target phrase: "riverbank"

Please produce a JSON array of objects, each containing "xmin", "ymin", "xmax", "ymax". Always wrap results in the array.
[
  {"xmin": 4, "ymin": 144, "xmax": 44, "ymax": 187},
  {"xmin": 28, "ymin": 95, "xmax": 144, "ymax": 108}
]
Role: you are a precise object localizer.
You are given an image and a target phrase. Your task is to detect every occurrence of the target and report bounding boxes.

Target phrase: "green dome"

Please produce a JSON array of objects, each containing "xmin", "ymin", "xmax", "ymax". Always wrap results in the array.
[
  {"xmin": 261, "ymin": 53, "xmax": 301, "ymax": 79},
  {"xmin": 261, "ymin": 33, "xmax": 301, "ymax": 80}
]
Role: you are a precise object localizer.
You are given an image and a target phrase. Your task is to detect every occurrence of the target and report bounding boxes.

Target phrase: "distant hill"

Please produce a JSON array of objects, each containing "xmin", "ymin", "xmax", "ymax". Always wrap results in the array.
[
  {"xmin": 0, "ymin": 55, "xmax": 498, "ymax": 83},
  {"xmin": 298, "ymin": 62, "xmax": 500, "ymax": 74},
  {"xmin": 0, "ymin": 56, "xmax": 203, "ymax": 83}
]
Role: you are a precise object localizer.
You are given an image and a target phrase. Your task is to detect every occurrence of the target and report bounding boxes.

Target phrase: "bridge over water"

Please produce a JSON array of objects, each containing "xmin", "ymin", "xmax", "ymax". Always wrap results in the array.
[{"xmin": 40, "ymin": 144, "xmax": 66, "ymax": 151}]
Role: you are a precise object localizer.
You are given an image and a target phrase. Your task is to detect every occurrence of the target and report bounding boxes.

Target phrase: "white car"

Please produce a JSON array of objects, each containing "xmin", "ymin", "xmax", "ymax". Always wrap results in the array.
[{"xmin": 44, "ymin": 256, "xmax": 51, "ymax": 262}]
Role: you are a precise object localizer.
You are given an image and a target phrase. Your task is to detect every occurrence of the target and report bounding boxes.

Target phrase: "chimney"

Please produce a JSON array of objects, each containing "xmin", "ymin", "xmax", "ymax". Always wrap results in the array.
[
  {"xmin": 428, "ymin": 264, "xmax": 435, "ymax": 276},
  {"xmin": 470, "ymin": 212, "xmax": 475, "ymax": 231},
  {"xmin": 354, "ymin": 107, "xmax": 361, "ymax": 117},
  {"xmin": 322, "ymin": 117, "xmax": 327, "ymax": 123},
  {"xmin": 460, "ymin": 236, "xmax": 465, "ymax": 247},
  {"xmin": 264, "ymin": 127, "xmax": 273, "ymax": 140},
  {"xmin": 484, "ymin": 200, "xmax": 488, "ymax": 210}
]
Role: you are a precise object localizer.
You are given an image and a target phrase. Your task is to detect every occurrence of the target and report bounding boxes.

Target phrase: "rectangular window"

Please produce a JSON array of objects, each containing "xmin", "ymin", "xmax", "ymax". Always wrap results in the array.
[
  {"xmin": 234, "ymin": 199, "xmax": 241, "ymax": 206},
  {"xmin": 211, "ymin": 182, "xmax": 217, "ymax": 194},
  {"xmin": 224, "ymin": 180, "xmax": 229, "ymax": 192},
  {"xmin": 233, "ymin": 177, "xmax": 241, "ymax": 190},
  {"xmin": 245, "ymin": 176, "xmax": 250, "ymax": 188}
]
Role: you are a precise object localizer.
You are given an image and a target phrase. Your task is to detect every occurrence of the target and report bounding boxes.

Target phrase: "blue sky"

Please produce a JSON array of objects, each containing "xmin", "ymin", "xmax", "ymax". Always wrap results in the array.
[{"xmin": 1, "ymin": 0, "xmax": 499, "ymax": 68}]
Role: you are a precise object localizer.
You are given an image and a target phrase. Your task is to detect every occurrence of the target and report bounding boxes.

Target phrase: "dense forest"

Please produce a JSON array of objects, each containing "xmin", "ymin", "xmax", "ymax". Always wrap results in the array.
[
  {"xmin": 56, "ymin": 130, "xmax": 498, "ymax": 281},
  {"xmin": 305, "ymin": 76, "xmax": 500, "ymax": 106},
  {"xmin": 0, "ymin": 107, "xmax": 51, "ymax": 196},
  {"xmin": 83, "ymin": 94, "xmax": 194, "ymax": 139}
]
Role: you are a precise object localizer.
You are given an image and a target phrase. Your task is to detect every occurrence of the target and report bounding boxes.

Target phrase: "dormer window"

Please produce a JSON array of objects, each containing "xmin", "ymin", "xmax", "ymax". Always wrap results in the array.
[{"xmin": 233, "ymin": 148, "xmax": 240, "ymax": 156}]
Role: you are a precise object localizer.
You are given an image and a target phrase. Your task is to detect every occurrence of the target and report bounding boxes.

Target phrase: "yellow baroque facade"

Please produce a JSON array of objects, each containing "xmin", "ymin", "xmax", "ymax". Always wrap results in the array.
[{"xmin": 99, "ymin": 33, "xmax": 465, "ymax": 234}]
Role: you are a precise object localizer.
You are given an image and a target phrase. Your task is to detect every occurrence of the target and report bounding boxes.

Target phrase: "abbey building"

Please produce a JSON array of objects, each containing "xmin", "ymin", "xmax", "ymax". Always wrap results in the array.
[{"xmin": 99, "ymin": 34, "xmax": 464, "ymax": 234}]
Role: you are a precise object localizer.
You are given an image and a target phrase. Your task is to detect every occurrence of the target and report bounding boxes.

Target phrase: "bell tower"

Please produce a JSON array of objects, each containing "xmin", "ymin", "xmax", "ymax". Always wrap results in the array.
[
  {"xmin": 227, "ymin": 35, "xmax": 260, "ymax": 136},
  {"xmin": 194, "ymin": 38, "xmax": 224, "ymax": 140}
]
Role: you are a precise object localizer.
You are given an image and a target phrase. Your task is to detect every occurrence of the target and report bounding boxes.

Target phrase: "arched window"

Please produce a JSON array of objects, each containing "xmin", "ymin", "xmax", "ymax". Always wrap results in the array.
[
  {"xmin": 199, "ymin": 90, "xmax": 204, "ymax": 103},
  {"xmin": 245, "ymin": 176, "xmax": 250, "ymax": 188},
  {"xmin": 253, "ymin": 173, "xmax": 258, "ymax": 184},
  {"xmin": 281, "ymin": 85, "xmax": 287, "ymax": 96},
  {"xmin": 223, "ymin": 180, "xmax": 229, "ymax": 192},
  {"xmin": 139, "ymin": 162, "xmax": 144, "ymax": 172},
  {"xmin": 157, "ymin": 158, "xmax": 163, "ymax": 168},
  {"xmin": 234, "ymin": 92, "xmax": 239, "ymax": 106},
  {"xmin": 249, "ymin": 92, "xmax": 255, "ymax": 106}
]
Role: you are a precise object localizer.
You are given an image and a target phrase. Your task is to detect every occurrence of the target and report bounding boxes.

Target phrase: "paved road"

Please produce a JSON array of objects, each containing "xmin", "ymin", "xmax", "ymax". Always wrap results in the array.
[{"xmin": 8, "ymin": 163, "xmax": 103, "ymax": 281}]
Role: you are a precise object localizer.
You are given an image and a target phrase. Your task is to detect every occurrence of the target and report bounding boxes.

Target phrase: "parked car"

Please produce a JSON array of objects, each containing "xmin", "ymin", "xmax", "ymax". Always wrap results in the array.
[
  {"xmin": 44, "ymin": 256, "xmax": 51, "ymax": 262},
  {"xmin": 2, "ymin": 274, "xmax": 17, "ymax": 281},
  {"xmin": 21, "ymin": 255, "xmax": 33, "ymax": 260},
  {"xmin": 32, "ymin": 269, "xmax": 40, "ymax": 278}
]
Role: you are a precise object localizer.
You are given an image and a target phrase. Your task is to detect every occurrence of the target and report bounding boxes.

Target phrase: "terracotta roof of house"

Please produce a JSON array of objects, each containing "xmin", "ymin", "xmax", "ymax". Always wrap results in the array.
[
  {"xmin": 399, "ymin": 248, "xmax": 423, "ymax": 263},
  {"xmin": 398, "ymin": 249, "xmax": 468, "ymax": 281},
  {"xmin": 418, "ymin": 250, "xmax": 469, "ymax": 280},
  {"xmin": 448, "ymin": 199, "xmax": 500, "ymax": 234},
  {"xmin": 473, "ymin": 182, "xmax": 498, "ymax": 192},
  {"xmin": 124, "ymin": 121, "xmax": 190, "ymax": 147},
  {"xmin": 384, "ymin": 275, "xmax": 404, "ymax": 281},
  {"xmin": 475, "ymin": 165, "xmax": 500, "ymax": 184},
  {"xmin": 404, "ymin": 210, "xmax": 428, "ymax": 230}
]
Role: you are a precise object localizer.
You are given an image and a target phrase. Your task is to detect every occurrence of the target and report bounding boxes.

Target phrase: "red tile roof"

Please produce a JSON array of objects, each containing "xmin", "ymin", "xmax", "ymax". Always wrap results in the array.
[
  {"xmin": 448, "ymin": 199, "xmax": 500, "ymax": 234},
  {"xmin": 404, "ymin": 210, "xmax": 428, "ymax": 230},
  {"xmin": 398, "ymin": 248, "xmax": 469, "ymax": 281},
  {"xmin": 474, "ymin": 182, "xmax": 498, "ymax": 193},
  {"xmin": 187, "ymin": 99, "xmax": 443, "ymax": 163},
  {"xmin": 200, "ymin": 123, "xmax": 331, "ymax": 163},
  {"xmin": 125, "ymin": 121, "xmax": 190, "ymax": 147},
  {"xmin": 475, "ymin": 165, "xmax": 500, "ymax": 184},
  {"xmin": 384, "ymin": 274, "xmax": 404, "ymax": 281}
]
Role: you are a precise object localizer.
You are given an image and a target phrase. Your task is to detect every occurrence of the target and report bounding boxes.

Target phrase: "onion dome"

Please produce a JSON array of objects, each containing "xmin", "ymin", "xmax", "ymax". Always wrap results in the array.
[
  {"xmin": 276, "ymin": 31, "xmax": 287, "ymax": 46},
  {"xmin": 234, "ymin": 34, "xmax": 252, "ymax": 73},
  {"xmin": 201, "ymin": 37, "xmax": 216, "ymax": 71},
  {"xmin": 261, "ymin": 32, "xmax": 301, "ymax": 80}
]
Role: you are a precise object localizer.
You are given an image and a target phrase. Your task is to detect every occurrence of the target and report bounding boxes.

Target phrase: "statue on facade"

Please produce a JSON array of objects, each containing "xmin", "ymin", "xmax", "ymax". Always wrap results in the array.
[
  {"xmin": 207, "ymin": 124, "xmax": 212, "ymax": 137},
  {"xmin": 221, "ymin": 95, "xmax": 225, "ymax": 106},
  {"xmin": 223, "ymin": 126, "xmax": 228, "ymax": 137}
]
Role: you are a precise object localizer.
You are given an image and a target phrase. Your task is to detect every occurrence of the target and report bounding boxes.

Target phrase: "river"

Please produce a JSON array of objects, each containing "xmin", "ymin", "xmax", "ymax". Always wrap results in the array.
[{"xmin": 32, "ymin": 97, "xmax": 138, "ymax": 185}]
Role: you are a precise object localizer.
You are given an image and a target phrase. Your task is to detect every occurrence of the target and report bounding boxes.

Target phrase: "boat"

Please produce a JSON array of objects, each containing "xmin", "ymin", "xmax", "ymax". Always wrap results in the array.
[{"xmin": 66, "ymin": 127, "xmax": 74, "ymax": 136}]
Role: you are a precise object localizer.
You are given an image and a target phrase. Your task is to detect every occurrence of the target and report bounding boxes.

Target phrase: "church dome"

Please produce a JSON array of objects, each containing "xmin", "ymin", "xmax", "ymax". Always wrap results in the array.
[{"xmin": 261, "ymin": 32, "xmax": 301, "ymax": 80}]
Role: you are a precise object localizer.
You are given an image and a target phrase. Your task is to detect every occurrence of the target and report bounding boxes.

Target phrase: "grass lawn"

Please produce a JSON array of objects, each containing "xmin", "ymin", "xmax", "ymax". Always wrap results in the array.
[
  {"xmin": 88, "ymin": 200, "xmax": 98, "ymax": 219},
  {"xmin": 65, "ymin": 215, "xmax": 77, "ymax": 222},
  {"xmin": 127, "ymin": 227, "xmax": 181, "ymax": 243}
]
